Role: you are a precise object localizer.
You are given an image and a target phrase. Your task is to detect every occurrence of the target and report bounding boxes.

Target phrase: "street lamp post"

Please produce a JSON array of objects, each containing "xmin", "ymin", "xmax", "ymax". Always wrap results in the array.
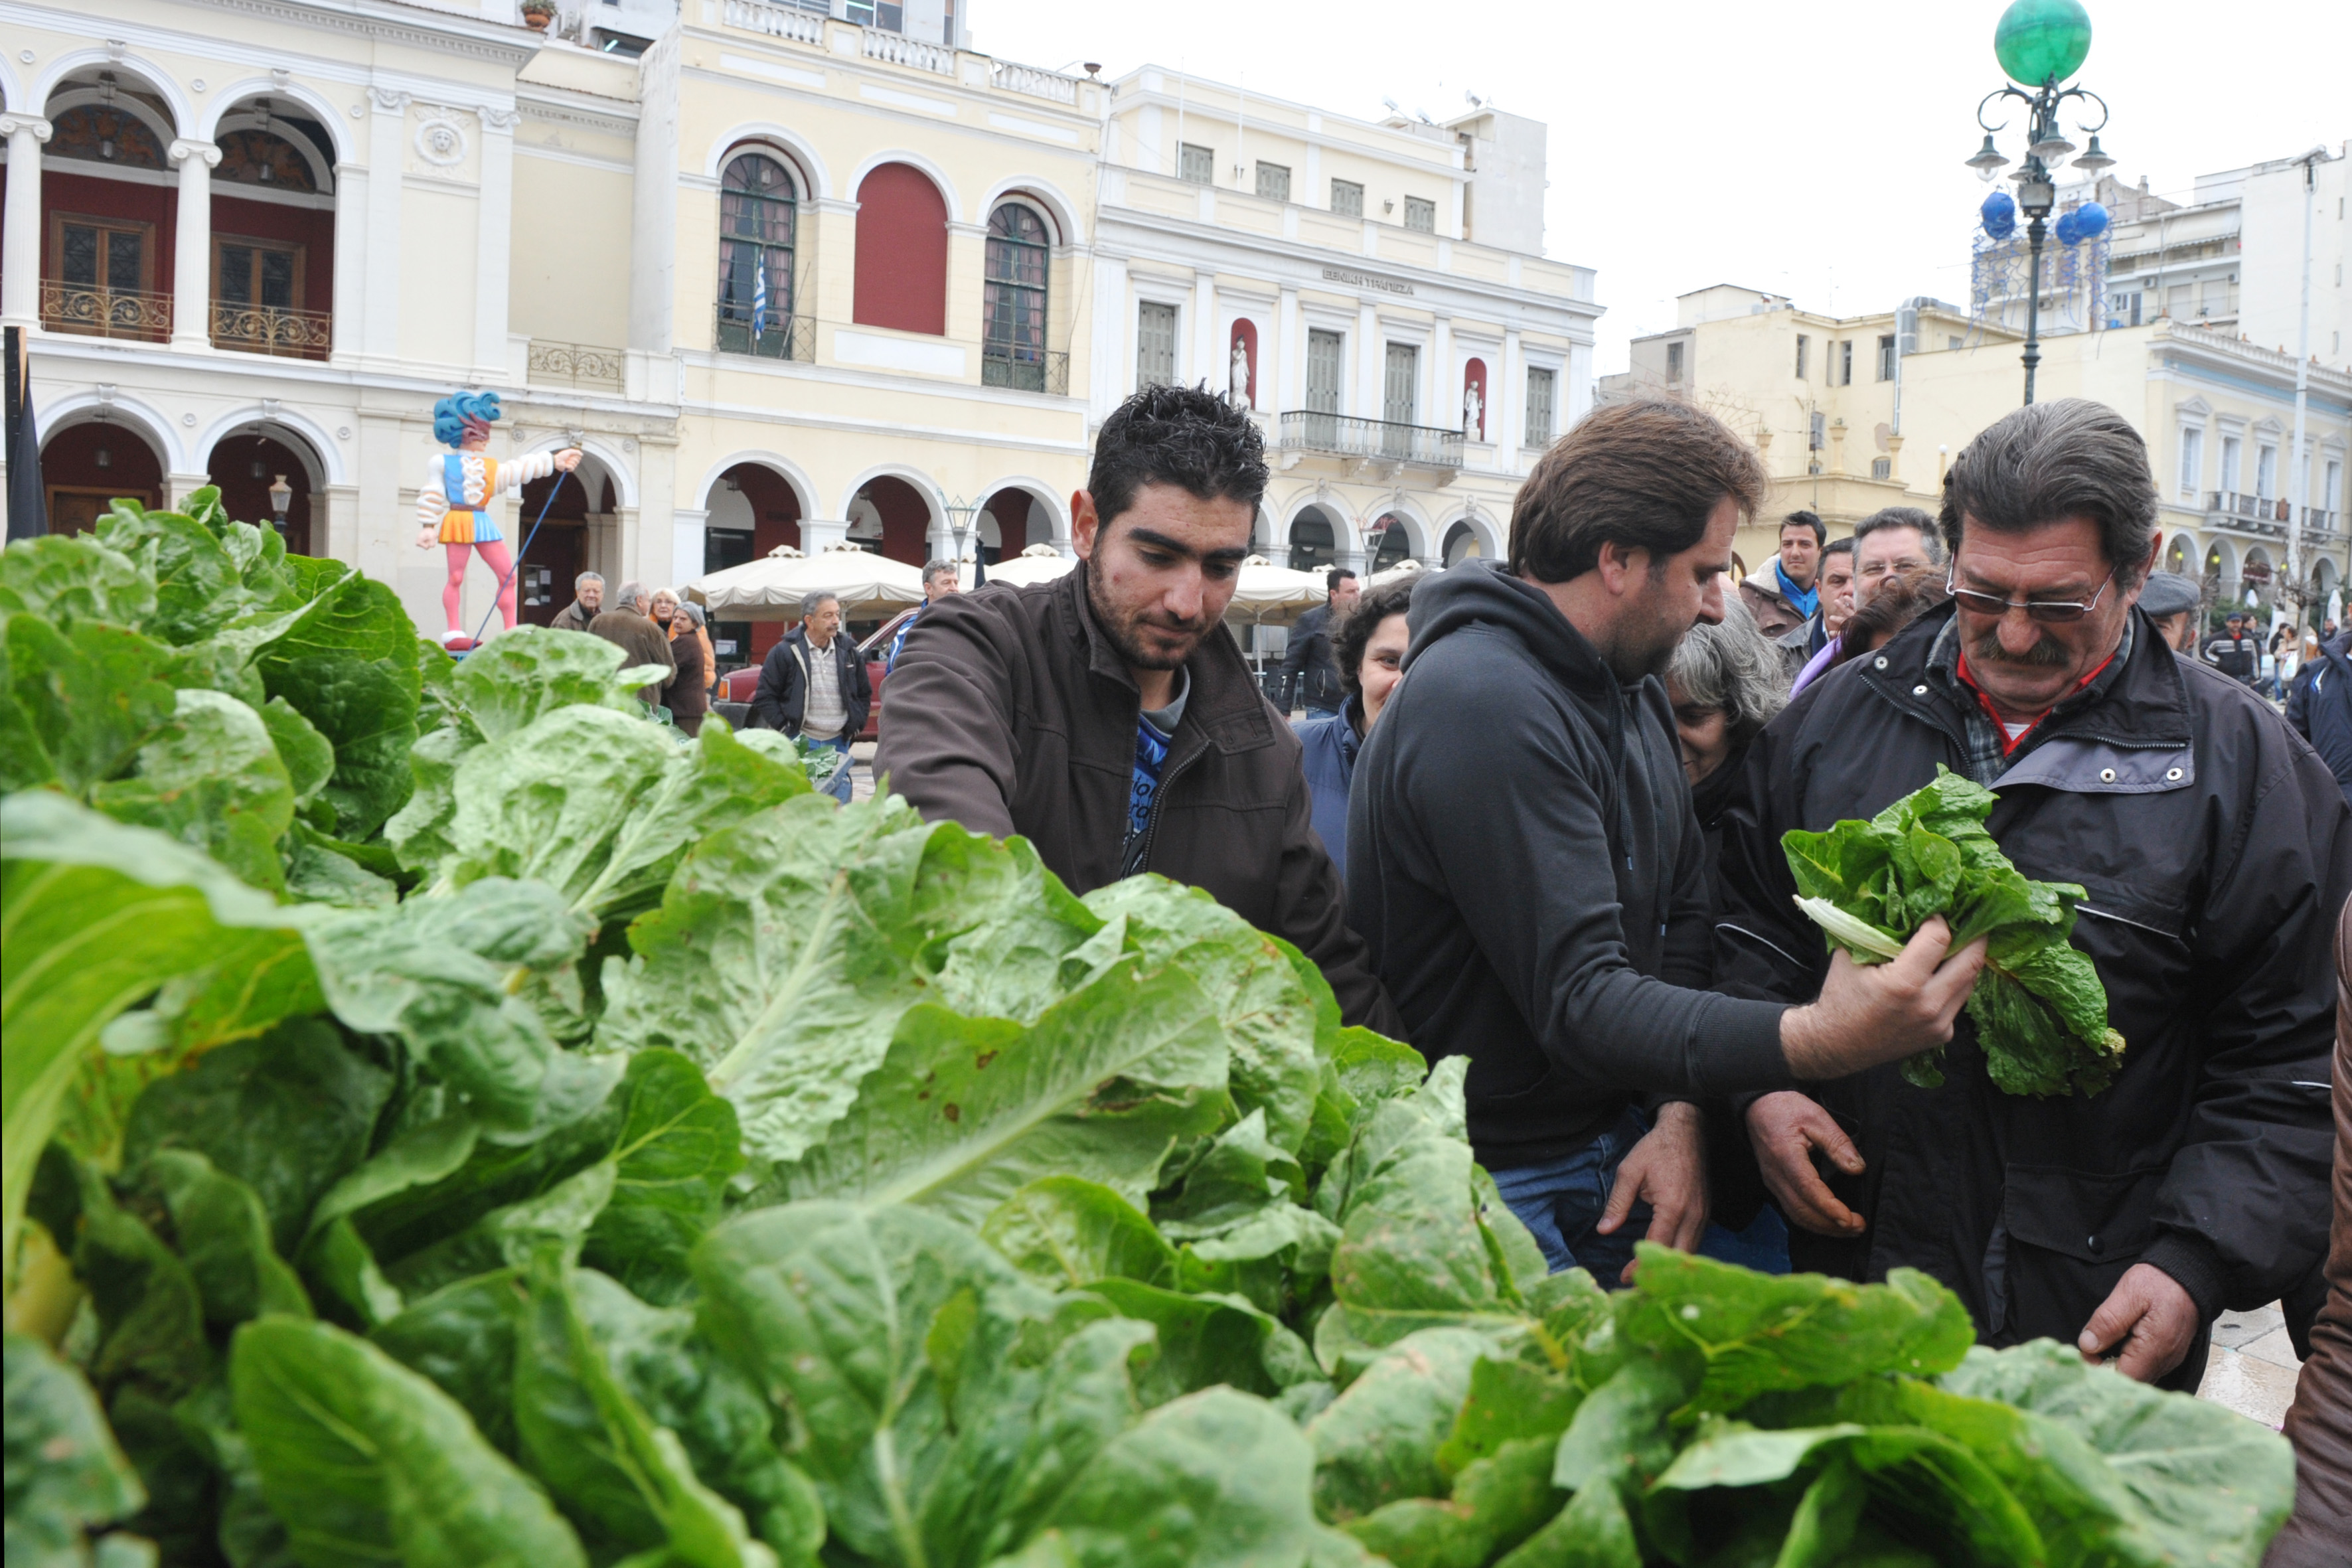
[
  {"xmin": 1964, "ymin": 0, "xmax": 2114, "ymax": 406},
  {"xmin": 942, "ymin": 495, "xmax": 983, "ymax": 585}
]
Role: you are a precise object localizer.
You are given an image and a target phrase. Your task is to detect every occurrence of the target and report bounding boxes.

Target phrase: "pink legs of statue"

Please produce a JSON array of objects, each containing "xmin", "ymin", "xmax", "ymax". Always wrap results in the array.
[{"xmin": 443, "ymin": 539, "xmax": 518, "ymax": 632}]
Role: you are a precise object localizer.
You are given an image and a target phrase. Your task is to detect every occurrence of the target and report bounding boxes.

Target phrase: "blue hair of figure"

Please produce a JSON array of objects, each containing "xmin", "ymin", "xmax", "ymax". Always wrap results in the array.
[{"xmin": 431, "ymin": 390, "xmax": 503, "ymax": 448}]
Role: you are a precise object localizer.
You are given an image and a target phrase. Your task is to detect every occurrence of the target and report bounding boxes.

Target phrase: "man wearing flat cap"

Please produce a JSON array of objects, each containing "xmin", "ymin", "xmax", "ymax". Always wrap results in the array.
[{"xmin": 2132, "ymin": 573, "xmax": 2201, "ymax": 655}]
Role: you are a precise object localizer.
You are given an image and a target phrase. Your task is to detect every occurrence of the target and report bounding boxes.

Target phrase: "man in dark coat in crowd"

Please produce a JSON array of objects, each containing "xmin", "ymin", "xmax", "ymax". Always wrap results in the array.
[
  {"xmin": 586, "ymin": 580, "xmax": 674, "ymax": 705},
  {"xmin": 1715, "ymin": 398, "xmax": 2350, "ymax": 1391},
  {"xmin": 2286, "ymin": 629, "xmax": 2352, "ymax": 807},
  {"xmin": 875, "ymin": 383, "xmax": 1397, "ymax": 1032},
  {"xmin": 751, "ymin": 589, "xmax": 870, "ymax": 802},
  {"xmin": 1279, "ymin": 568, "xmax": 1359, "ymax": 718},
  {"xmin": 1349, "ymin": 398, "xmax": 1989, "ymax": 1284},
  {"xmin": 2203, "ymin": 609, "xmax": 2260, "ymax": 684},
  {"xmin": 551, "ymin": 571, "xmax": 603, "ymax": 633}
]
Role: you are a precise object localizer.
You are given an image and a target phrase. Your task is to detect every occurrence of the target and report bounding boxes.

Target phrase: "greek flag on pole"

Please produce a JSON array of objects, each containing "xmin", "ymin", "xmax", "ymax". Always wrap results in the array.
[{"xmin": 751, "ymin": 259, "xmax": 770, "ymax": 337}]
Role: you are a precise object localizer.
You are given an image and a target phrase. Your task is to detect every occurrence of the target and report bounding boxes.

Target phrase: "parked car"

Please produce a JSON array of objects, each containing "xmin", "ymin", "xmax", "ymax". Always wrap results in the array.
[{"xmin": 715, "ymin": 606, "xmax": 917, "ymax": 743}]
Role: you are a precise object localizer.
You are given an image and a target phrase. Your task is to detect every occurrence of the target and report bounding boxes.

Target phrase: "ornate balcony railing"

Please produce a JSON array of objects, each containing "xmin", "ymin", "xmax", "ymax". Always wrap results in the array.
[
  {"xmin": 991, "ymin": 62, "xmax": 1080, "ymax": 104},
  {"xmin": 980, "ymin": 345, "xmax": 1068, "ymax": 395},
  {"xmin": 527, "ymin": 339, "xmax": 625, "ymax": 388},
  {"xmin": 41, "ymin": 281, "xmax": 171, "ymax": 343},
  {"xmin": 2207, "ymin": 491, "xmax": 2292, "ymax": 524},
  {"xmin": 1278, "ymin": 410, "xmax": 1464, "ymax": 470},
  {"xmin": 722, "ymin": 0, "xmax": 824, "ymax": 43},
  {"xmin": 714, "ymin": 307, "xmax": 815, "ymax": 362},
  {"xmin": 863, "ymin": 29, "xmax": 954, "ymax": 74},
  {"xmin": 210, "ymin": 302, "xmax": 332, "ymax": 358}
]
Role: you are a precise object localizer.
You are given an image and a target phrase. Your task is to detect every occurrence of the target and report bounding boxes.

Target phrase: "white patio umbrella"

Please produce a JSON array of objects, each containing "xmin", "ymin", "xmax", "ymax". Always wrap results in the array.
[
  {"xmin": 686, "ymin": 542, "xmax": 928, "ymax": 621},
  {"xmin": 1224, "ymin": 555, "xmax": 1327, "ymax": 624},
  {"xmin": 984, "ymin": 542, "xmax": 1076, "ymax": 588}
]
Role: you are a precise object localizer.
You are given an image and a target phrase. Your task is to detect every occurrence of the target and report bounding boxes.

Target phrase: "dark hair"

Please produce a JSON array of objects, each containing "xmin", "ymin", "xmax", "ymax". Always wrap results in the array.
[
  {"xmin": 1510, "ymin": 399, "xmax": 1765, "ymax": 584},
  {"xmin": 1778, "ymin": 510, "xmax": 1826, "ymax": 546},
  {"xmin": 1835, "ymin": 566, "xmax": 1949, "ymax": 665},
  {"xmin": 1326, "ymin": 567, "xmax": 1358, "ymax": 592},
  {"xmin": 1334, "ymin": 576, "xmax": 1416, "ymax": 695},
  {"xmin": 1853, "ymin": 505, "xmax": 1943, "ymax": 565},
  {"xmin": 1938, "ymin": 398, "xmax": 2159, "ymax": 587},
  {"xmin": 1086, "ymin": 383, "xmax": 1269, "ymax": 530},
  {"xmin": 1822, "ymin": 538, "xmax": 1855, "ymax": 561}
]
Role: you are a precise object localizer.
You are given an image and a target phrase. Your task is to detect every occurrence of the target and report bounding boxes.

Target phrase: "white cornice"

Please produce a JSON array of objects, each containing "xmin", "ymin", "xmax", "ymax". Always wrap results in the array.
[{"xmin": 180, "ymin": 0, "xmax": 541, "ymax": 67}]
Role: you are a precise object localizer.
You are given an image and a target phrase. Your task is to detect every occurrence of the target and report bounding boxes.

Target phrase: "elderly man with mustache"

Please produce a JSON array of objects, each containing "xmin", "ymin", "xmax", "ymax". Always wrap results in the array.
[{"xmin": 1711, "ymin": 398, "xmax": 2351, "ymax": 1393}]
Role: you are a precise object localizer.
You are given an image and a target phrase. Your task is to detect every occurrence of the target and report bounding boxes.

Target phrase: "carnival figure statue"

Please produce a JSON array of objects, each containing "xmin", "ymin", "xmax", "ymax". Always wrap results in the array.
[{"xmin": 414, "ymin": 390, "xmax": 583, "ymax": 643}]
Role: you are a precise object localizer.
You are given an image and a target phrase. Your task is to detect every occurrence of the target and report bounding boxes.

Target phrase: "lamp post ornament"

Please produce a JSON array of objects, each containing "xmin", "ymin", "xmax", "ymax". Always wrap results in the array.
[{"xmin": 1965, "ymin": 0, "xmax": 2115, "ymax": 406}]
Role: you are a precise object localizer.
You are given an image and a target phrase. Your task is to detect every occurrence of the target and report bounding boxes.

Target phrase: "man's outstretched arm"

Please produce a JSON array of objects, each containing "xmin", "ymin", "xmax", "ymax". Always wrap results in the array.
[{"xmin": 871, "ymin": 599, "xmax": 1021, "ymax": 838}]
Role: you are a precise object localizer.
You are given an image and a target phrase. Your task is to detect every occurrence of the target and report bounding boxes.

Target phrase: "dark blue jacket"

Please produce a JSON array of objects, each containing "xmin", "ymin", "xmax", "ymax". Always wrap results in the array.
[
  {"xmin": 1294, "ymin": 698, "xmax": 1362, "ymax": 878},
  {"xmin": 2288, "ymin": 641, "xmax": 2352, "ymax": 805}
]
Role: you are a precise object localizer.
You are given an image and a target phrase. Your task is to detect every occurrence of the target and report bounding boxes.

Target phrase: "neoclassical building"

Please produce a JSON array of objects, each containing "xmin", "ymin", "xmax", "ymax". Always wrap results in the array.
[{"xmin": 3, "ymin": 0, "xmax": 1598, "ymax": 666}]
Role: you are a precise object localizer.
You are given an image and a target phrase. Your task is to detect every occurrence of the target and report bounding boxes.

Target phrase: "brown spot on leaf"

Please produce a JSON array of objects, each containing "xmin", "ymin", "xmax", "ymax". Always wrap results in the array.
[
  {"xmin": 975, "ymin": 1050, "xmax": 1000, "ymax": 1070},
  {"xmin": 942, "ymin": 1103, "xmax": 961, "ymax": 1123}
]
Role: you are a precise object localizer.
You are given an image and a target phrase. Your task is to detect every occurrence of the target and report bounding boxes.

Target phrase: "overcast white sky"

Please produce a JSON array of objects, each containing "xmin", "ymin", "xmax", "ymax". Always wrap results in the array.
[{"xmin": 975, "ymin": 0, "xmax": 2351, "ymax": 374}]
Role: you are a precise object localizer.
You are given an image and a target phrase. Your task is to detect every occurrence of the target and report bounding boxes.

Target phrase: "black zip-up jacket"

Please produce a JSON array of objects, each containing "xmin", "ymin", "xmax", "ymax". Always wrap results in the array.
[
  {"xmin": 1715, "ymin": 603, "xmax": 2348, "ymax": 1389},
  {"xmin": 1346, "ymin": 561, "xmax": 1792, "ymax": 1170},
  {"xmin": 2203, "ymin": 630, "xmax": 2260, "ymax": 683},
  {"xmin": 1278, "ymin": 603, "xmax": 1346, "ymax": 712},
  {"xmin": 2286, "ymin": 641, "xmax": 2352, "ymax": 806},
  {"xmin": 750, "ymin": 625, "xmax": 871, "ymax": 740}
]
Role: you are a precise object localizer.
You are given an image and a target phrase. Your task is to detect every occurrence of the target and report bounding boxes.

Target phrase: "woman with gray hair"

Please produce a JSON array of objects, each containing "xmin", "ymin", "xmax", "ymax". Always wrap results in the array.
[{"xmin": 1666, "ymin": 595, "xmax": 1786, "ymax": 903}]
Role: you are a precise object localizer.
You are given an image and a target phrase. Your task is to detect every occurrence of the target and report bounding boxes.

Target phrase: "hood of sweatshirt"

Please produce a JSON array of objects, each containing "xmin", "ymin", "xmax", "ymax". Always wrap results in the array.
[{"xmin": 1404, "ymin": 558, "xmax": 1638, "ymax": 733}]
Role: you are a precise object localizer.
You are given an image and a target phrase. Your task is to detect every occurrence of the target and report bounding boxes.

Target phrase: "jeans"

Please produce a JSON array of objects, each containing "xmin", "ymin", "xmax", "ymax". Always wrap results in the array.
[
  {"xmin": 1491, "ymin": 1105, "xmax": 1794, "ymax": 1285},
  {"xmin": 815, "ymin": 736, "xmax": 854, "ymax": 803},
  {"xmin": 1490, "ymin": 1105, "xmax": 1654, "ymax": 1285}
]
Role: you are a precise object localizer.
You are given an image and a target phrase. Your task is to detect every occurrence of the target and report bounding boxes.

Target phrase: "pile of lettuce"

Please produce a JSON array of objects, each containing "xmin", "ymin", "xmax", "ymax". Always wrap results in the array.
[
  {"xmin": 1784, "ymin": 767, "xmax": 2128, "ymax": 1097},
  {"xmin": 5, "ymin": 507, "xmax": 2286, "ymax": 1568}
]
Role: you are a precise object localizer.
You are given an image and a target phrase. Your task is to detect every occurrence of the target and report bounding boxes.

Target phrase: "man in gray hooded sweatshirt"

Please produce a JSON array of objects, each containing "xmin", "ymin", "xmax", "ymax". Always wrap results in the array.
[{"xmin": 1347, "ymin": 398, "xmax": 1988, "ymax": 1283}]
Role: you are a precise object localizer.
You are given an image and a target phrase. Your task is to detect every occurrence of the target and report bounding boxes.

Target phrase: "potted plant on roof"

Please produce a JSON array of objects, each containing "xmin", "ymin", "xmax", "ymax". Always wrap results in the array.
[{"xmin": 520, "ymin": 0, "xmax": 556, "ymax": 29}]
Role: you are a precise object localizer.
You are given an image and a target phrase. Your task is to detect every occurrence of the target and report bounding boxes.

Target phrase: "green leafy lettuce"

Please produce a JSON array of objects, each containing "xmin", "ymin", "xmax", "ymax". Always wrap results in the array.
[{"xmin": 1783, "ymin": 765, "xmax": 2127, "ymax": 1095}]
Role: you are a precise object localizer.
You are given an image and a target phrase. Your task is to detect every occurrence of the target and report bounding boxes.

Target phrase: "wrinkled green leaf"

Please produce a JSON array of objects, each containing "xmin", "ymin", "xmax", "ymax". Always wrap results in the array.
[
  {"xmin": 95, "ymin": 504, "xmax": 247, "ymax": 646},
  {"xmin": 131, "ymin": 1150, "xmax": 312, "ymax": 1326},
  {"xmin": 90, "ymin": 688, "xmax": 297, "ymax": 892},
  {"xmin": 982, "ymin": 1177, "xmax": 1181, "ymax": 1291},
  {"xmin": 3, "ymin": 613, "xmax": 179, "ymax": 795},
  {"xmin": 230, "ymin": 1316, "xmax": 586, "ymax": 1568},
  {"xmin": 0, "ymin": 533, "xmax": 157, "ymax": 628},
  {"xmin": 1305, "ymin": 1327, "xmax": 1489, "ymax": 1522}
]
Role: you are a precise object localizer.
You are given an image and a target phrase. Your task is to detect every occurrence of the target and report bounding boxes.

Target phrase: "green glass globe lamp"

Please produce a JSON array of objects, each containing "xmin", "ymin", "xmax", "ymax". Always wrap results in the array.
[{"xmin": 1995, "ymin": 0, "xmax": 2092, "ymax": 86}]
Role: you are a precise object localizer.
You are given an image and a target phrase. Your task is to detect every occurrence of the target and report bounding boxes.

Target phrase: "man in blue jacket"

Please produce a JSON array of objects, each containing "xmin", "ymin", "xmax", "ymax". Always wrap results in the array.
[{"xmin": 1348, "ymin": 398, "xmax": 1990, "ymax": 1283}]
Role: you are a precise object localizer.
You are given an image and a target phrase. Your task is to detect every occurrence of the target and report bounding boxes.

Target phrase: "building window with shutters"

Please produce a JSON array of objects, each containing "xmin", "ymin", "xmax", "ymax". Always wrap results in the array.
[
  {"xmin": 1304, "ymin": 328, "xmax": 1344, "ymax": 447},
  {"xmin": 715, "ymin": 151, "xmax": 798, "ymax": 358},
  {"xmin": 982, "ymin": 202, "xmax": 1051, "ymax": 392},
  {"xmin": 1255, "ymin": 162, "xmax": 1291, "ymax": 202},
  {"xmin": 1403, "ymin": 196, "xmax": 1436, "ymax": 233},
  {"xmin": 46, "ymin": 214, "xmax": 163, "ymax": 340},
  {"xmin": 1383, "ymin": 343, "xmax": 1419, "ymax": 426},
  {"xmin": 1330, "ymin": 179, "xmax": 1364, "ymax": 218},
  {"xmin": 1178, "ymin": 143, "xmax": 1214, "ymax": 185},
  {"xmin": 2179, "ymin": 427, "xmax": 2203, "ymax": 499},
  {"xmin": 1877, "ymin": 334, "xmax": 1896, "ymax": 381},
  {"xmin": 1838, "ymin": 340, "xmax": 1853, "ymax": 386},
  {"xmin": 1524, "ymin": 366, "xmax": 1555, "ymax": 447},
  {"xmin": 1794, "ymin": 335, "xmax": 1810, "ymax": 379},
  {"xmin": 212, "ymin": 235, "xmax": 305, "ymax": 353},
  {"xmin": 1809, "ymin": 412, "xmax": 1826, "ymax": 451},
  {"xmin": 1665, "ymin": 341, "xmax": 1684, "ymax": 383},
  {"xmin": 1137, "ymin": 301, "xmax": 1178, "ymax": 386},
  {"xmin": 1872, "ymin": 457, "xmax": 1893, "ymax": 480}
]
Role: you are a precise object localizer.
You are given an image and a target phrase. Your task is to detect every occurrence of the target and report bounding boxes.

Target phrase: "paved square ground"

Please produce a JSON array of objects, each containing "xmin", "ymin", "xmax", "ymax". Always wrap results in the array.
[{"xmin": 2201, "ymin": 1301, "xmax": 2303, "ymax": 1429}]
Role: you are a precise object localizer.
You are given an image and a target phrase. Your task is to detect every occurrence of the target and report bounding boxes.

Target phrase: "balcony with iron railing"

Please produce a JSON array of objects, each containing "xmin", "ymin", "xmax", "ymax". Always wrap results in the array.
[
  {"xmin": 210, "ymin": 301, "xmax": 331, "ymax": 360},
  {"xmin": 526, "ymin": 340, "xmax": 626, "ymax": 389},
  {"xmin": 1278, "ymin": 411, "xmax": 1464, "ymax": 470},
  {"xmin": 2208, "ymin": 491, "xmax": 2292, "ymax": 527},
  {"xmin": 714, "ymin": 307, "xmax": 816, "ymax": 362},
  {"xmin": 980, "ymin": 345, "xmax": 1068, "ymax": 394},
  {"xmin": 41, "ymin": 281, "xmax": 172, "ymax": 343}
]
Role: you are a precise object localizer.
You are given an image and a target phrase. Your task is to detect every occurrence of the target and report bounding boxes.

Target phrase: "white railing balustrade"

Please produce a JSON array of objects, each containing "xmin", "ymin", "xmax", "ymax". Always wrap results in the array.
[
  {"xmin": 722, "ymin": 0, "xmax": 824, "ymax": 46},
  {"xmin": 862, "ymin": 29, "xmax": 955, "ymax": 74},
  {"xmin": 990, "ymin": 62, "xmax": 1080, "ymax": 104}
]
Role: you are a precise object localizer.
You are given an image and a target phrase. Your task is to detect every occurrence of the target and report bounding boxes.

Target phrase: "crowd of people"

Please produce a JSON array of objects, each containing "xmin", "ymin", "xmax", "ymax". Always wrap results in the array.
[{"xmin": 532, "ymin": 382, "xmax": 2350, "ymax": 1557}]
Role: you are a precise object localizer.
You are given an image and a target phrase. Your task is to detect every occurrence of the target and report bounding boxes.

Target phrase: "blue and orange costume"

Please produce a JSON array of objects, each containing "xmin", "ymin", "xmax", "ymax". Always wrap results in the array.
[{"xmin": 414, "ymin": 390, "xmax": 580, "ymax": 644}]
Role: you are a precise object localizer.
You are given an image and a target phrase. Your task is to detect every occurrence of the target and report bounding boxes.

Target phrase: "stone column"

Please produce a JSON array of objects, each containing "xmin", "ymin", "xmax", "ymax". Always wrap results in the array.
[
  {"xmin": 1, "ymin": 115, "xmax": 52, "ymax": 329},
  {"xmin": 362, "ymin": 88, "xmax": 408, "ymax": 365},
  {"xmin": 474, "ymin": 108, "xmax": 516, "ymax": 381},
  {"xmin": 319, "ymin": 483, "xmax": 360, "ymax": 566},
  {"xmin": 1886, "ymin": 433, "xmax": 1905, "ymax": 484},
  {"xmin": 168, "ymin": 139, "xmax": 221, "ymax": 351},
  {"xmin": 329, "ymin": 161, "xmax": 366, "ymax": 366},
  {"xmin": 670, "ymin": 506, "xmax": 710, "ymax": 593}
]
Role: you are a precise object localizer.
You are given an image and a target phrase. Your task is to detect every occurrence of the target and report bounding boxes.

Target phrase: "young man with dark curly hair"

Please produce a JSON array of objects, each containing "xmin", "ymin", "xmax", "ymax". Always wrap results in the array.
[{"xmin": 876, "ymin": 384, "xmax": 1398, "ymax": 1031}]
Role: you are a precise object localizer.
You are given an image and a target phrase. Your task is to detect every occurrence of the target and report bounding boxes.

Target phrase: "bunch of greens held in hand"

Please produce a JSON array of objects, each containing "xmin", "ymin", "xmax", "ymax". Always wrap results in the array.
[
  {"xmin": 4, "ymin": 511, "xmax": 2285, "ymax": 1568},
  {"xmin": 1783, "ymin": 766, "xmax": 2128, "ymax": 1097}
]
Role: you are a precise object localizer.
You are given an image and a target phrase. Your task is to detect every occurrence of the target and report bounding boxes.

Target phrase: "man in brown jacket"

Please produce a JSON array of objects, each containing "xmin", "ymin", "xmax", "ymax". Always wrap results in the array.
[
  {"xmin": 875, "ymin": 383, "xmax": 1397, "ymax": 1032},
  {"xmin": 551, "ymin": 571, "xmax": 603, "ymax": 633},
  {"xmin": 2270, "ymin": 898, "xmax": 2352, "ymax": 1565},
  {"xmin": 586, "ymin": 580, "xmax": 676, "ymax": 706}
]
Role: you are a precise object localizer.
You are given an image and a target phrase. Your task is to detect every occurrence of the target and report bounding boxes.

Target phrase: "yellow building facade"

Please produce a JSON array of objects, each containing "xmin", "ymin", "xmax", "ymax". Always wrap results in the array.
[
  {"xmin": 4, "ymin": 0, "xmax": 1598, "ymax": 664},
  {"xmin": 1604, "ymin": 285, "xmax": 2352, "ymax": 619}
]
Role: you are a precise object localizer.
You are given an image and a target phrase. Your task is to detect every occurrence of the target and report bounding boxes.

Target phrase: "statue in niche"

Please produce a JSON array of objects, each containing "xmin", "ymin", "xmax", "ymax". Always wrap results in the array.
[
  {"xmin": 1462, "ymin": 380, "xmax": 1484, "ymax": 439},
  {"xmin": 1230, "ymin": 339, "xmax": 1253, "ymax": 406},
  {"xmin": 414, "ymin": 390, "xmax": 582, "ymax": 644}
]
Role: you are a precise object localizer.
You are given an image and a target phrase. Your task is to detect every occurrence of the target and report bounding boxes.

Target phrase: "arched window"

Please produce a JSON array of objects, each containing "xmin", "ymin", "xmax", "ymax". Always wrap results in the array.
[
  {"xmin": 982, "ymin": 201, "xmax": 1050, "ymax": 390},
  {"xmin": 852, "ymin": 163, "xmax": 948, "ymax": 335},
  {"xmin": 716, "ymin": 152, "xmax": 799, "ymax": 358}
]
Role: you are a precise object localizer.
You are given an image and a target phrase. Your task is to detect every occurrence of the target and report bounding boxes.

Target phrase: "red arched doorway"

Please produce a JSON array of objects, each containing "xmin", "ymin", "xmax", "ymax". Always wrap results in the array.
[
  {"xmin": 40, "ymin": 422, "xmax": 165, "ymax": 532},
  {"xmin": 848, "ymin": 475, "xmax": 933, "ymax": 566},
  {"xmin": 206, "ymin": 431, "xmax": 317, "ymax": 555}
]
